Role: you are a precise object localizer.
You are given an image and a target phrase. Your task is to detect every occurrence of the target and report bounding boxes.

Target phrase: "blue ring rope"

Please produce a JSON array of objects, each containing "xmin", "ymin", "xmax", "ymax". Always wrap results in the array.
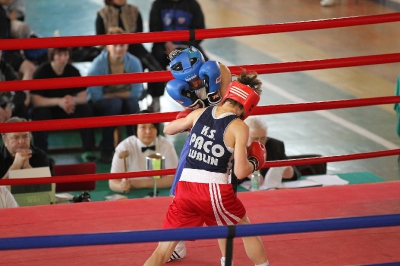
[{"xmin": 0, "ymin": 214, "xmax": 399, "ymax": 251}]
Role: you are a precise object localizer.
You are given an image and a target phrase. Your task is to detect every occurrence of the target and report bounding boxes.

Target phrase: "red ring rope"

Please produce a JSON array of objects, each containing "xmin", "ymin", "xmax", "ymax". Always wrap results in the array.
[
  {"xmin": 1, "ymin": 96, "xmax": 399, "ymax": 133},
  {"xmin": 1, "ymin": 53, "xmax": 400, "ymax": 92},
  {"xmin": 0, "ymin": 148, "xmax": 399, "ymax": 186},
  {"xmin": 0, "ymin": 13, "xmax": 399, "ymax": 50}
]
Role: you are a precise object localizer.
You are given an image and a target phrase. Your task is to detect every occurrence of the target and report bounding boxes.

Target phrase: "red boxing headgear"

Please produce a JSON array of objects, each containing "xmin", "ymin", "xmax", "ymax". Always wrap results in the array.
[{"xmin": 222, "ymin": 81, "xmax": 260, "ymax": 120}]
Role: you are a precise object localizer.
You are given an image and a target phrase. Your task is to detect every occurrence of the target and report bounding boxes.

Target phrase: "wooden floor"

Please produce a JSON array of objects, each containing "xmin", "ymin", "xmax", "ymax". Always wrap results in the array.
[
  {"xmin": 20, "ymin": 0, "xmax": 400, "ymax": 181},
  {"xmin": 199, "ymin": 0, "xmax": 400, "ymax": 109}
]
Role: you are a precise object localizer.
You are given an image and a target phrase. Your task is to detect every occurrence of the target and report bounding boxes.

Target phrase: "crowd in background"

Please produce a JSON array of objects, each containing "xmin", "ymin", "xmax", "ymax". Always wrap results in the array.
[{"xmin": 0, "ymin": 0, "xmax": 208, "ymax": 163}]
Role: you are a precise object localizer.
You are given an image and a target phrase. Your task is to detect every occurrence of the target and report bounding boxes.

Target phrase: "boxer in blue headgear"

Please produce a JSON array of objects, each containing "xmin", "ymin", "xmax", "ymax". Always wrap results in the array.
[
  {"xmin": 165, "ymin": 46, "xmax": 232, "ymax": 263},
  {"xmin": 169, "ymin": 46, "xmax": 205, "ymax": 82},
  {"xmin": 166, "ymin": 47, "xmax": 231, "ymax": 110},
  {"xmin": 166, "ymin": 46, "xmax": 232, "ymax": 196}
]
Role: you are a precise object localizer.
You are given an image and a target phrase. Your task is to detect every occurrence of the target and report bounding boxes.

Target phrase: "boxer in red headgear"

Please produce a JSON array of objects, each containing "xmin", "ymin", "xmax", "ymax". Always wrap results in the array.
[{"xmin": 144, "ymin": 70, "xmax": 270, "ymax": 266}]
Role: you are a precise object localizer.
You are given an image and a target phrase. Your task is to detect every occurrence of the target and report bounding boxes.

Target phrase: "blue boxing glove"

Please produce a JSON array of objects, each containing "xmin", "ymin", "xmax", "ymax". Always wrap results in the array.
[
  {"xmin": 199, "ymin": 60, "xmax": 222, "ymax": 105},
  {"xmin": 166, "ymin": 79, "xmax": 205, "ymax": 110}
]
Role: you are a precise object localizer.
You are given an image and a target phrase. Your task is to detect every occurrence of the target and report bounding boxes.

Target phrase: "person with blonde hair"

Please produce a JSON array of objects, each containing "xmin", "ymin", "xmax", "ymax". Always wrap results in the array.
[
  {"xmin": 87, "ymin": 27, "xmax": 143, "ymax": 163},
  {"xmin": 96, "ymin": 0, "xmax": 165, "ymax": 112}
]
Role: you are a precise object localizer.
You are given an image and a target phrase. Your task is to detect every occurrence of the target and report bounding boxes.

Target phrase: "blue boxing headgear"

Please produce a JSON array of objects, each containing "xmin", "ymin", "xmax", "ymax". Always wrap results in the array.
[{"xmin": 169, "ymin": 46, "xmax": 205, "ymax": 82}]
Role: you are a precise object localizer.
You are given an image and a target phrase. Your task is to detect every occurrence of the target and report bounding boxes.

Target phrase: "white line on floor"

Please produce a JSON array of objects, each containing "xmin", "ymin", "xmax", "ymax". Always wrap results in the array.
[{"xmin": 208, "ymin": 52, "xmax": 399, "ymax": 150}]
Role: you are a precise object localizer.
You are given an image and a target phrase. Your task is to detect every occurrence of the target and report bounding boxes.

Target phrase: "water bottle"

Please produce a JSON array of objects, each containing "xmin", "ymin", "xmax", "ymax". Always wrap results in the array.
[{"xmin": 251, "ymin": 170, "xmax": 261, "ymax": 191}]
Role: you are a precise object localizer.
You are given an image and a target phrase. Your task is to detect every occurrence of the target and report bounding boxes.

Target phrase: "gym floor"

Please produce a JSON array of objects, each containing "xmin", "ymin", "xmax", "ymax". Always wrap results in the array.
[{"xmin": 22, "ymin": 0, "xmax": 400, "ymax": 181}]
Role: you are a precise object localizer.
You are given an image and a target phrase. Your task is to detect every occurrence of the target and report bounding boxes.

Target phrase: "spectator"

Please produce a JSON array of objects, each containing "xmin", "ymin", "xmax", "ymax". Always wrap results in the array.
[
  {"xmin": 87, "ymin": 27, "xmax": 142, "ymax": 163},
  {"xmin": 243, "ymin": 116, "xmax": 301, "ymax": 184},
  {"xmin": 0, "ymin": 50, "xmax": 30, "ymax": 121},
  {"xmin": 149, "ymin": 0, "xmax": 209, "ymax": 70},
  {"xmin": 0, "ymin": 95, "xmax": 12, "ymax": 123},
  {"xmin": 30, "ymin": 47, "xmax": 96, "ymax": 162},
  {"xmin": 2, "ymin": 0, "xmax": 25, "ymax": 21},
  {"xmin": 0, "ymin": 0, "xmax": 38, "ymax": 81},
  {"xmin": 96, "ymin": 0, "xmax": 165, "ymax": 111},
  {"xmin": 109, "ymin": 110, "xmax": 179, "ymax": 193},
  {"xmin": 0, "ymin": 117, "xmax": 53, "ymax": 179},
  {"xmin": 4, "ymin": 0, "xmax": 48, "ymax": 66},
  {"xmin": 0, "ymin": 186, "xmax": 18, "ymax": 208}
]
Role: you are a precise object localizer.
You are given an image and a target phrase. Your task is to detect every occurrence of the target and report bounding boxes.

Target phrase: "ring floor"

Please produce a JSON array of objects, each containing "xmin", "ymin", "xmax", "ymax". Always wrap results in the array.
[{"xmin": 1, "ymin": 182, "xmax": 400, "ymax": 265}]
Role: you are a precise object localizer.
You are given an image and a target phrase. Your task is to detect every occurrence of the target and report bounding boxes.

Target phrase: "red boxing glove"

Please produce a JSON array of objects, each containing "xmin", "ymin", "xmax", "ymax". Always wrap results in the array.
[
  {"xmin": 176, "ymin": 109, "xmax": 193, "ymax": 132},
  {"xmin": 247, "ymin": 141, "xmax": 267, "ymax": 171}
]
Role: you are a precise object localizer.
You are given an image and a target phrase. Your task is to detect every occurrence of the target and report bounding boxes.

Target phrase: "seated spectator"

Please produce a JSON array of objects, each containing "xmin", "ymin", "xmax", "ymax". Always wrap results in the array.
[
  {"xmin": 1, "ymin": 117, "xmax": 53, "ymax": 179},
  {"xmin": 149, "ymin": 0, "xmax": 209, "ymax": 70},
  {"xmin": 0, "ymin": 0, "xmax": 39, "ymax": 81},
  {"xmin": 0, "ymin": 95, "xmax": 12, "ymax": 123},
  {"xmin": 30, "ymin": 47, "xmax": 96, "ymax": 161},
  {"xmin": 0, "ymin": 186, "xmax": 18, "ymax": 208},
  {"xmin": 87, "ymin": 27, "xmax": 143, "ymax": 163},
  {"xmin": 2, "ymin": 0, "xmax": 25, "ymax": 21},
  {"xmin": 96, "ymin": 0, "xmax": 165, "ymax": 112},
  {"xmin": 109, "ymin": 110, "xmax": 179, "ymax": 193},
  {"xmin": 1, "ymin": 49, "xmax": 30, "ymax": 121},
  {"xmin": 242, "ymin": 116, "xmax": 301, "ymax": 184}
]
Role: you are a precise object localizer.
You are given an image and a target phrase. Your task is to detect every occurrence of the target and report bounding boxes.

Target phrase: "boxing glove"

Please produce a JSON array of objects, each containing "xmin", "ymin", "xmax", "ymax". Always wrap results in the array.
[
  {"xmin": 247, "ymin": 141, "xmax": 267, "ymax": 171},
  {"xmin": 199, "ymin": 61, "xmax": 222, "ymax": 105},
  {"xmin": 166, "ymin": 79, "xmax": 205, "ymax": 110}
]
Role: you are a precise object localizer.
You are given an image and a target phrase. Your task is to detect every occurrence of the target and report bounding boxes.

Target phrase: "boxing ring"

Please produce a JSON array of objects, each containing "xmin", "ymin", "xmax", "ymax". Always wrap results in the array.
[{"xmin": 1, "ymin": 13, "xmax": 400, "ymax": 265}]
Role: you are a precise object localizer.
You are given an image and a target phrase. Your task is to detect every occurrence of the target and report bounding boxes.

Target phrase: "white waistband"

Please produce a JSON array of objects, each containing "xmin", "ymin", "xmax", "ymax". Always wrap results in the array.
[{"xmin": 180, "ymin": 168, "xmax": 229, "ymax": 184}]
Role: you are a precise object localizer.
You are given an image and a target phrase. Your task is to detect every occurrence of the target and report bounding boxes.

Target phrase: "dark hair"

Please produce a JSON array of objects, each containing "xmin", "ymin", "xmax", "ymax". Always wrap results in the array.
[
  {"xmin": 236, "ymin": 69, "xmax": 262, "ymax": 94},
  {"xmin": 222, "ymin": 70, "xmax": 262, "ymax": 117},
  {"xmin": 104, "ymin": 0, "xmax": 113, "ymax": 5},
  {"xmin": 132, "ymin": 110, "xmax": 160, "ymax": 136},
  {"xmin": 47, "ymin": 47, "xmax": 72, "ymax": 62},
  {"xmin": 168, "ymin": 49, "xmax": 183, "ymax": 62}
]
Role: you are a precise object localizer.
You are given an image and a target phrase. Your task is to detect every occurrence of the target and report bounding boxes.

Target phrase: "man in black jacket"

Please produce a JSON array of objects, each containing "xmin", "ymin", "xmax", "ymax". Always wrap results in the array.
[
  {"xmin": 149, "ymin": 0, "xmax": 208, "ymax": 69},
  {"xmin": 243, "ymin": 116, "xmax": 301, "ymax": 183},
  {"xmin": 1, "ymin": 117, "xmax": 53, "ymax": 179}
]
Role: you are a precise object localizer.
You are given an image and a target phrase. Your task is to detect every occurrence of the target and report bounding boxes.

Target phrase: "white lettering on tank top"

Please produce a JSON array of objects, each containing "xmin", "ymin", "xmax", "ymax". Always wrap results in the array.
[{"xmin": 189, "ymin": 125, "xmax": 225, "ymax": 166}]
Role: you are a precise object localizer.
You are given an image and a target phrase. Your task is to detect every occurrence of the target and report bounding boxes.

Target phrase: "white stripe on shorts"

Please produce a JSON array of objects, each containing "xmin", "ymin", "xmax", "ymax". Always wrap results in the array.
[{"xmin": 209, "ymin": 183, "xmax": 241, "ymax": 226}]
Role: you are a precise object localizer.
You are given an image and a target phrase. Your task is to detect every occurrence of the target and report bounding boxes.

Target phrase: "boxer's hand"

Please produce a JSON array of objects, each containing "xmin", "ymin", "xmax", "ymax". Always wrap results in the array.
[
  {"xmin": 199, "ymin": 61, "xmax": 222, "ymax": 105},
  {"xmin": 166, "ymin": 79, "xmax": 205, "ymax": 110},
  {"xmin": 13, "ymin": 148, "xmax": 32, "ymax": 169},
  {"xmin": 247, "ymin": 142, "xmax": 267, "ymax": 171}
]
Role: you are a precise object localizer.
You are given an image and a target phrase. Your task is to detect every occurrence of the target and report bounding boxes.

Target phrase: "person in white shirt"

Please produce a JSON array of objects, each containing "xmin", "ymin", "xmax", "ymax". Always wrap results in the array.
[
  {"xmin": 109, "ymin": 110, "xmax": 179, "ymax": 193},
  {"xmin": 0, "ymin": 186, "xmax": 18, "ymax": 208}
]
